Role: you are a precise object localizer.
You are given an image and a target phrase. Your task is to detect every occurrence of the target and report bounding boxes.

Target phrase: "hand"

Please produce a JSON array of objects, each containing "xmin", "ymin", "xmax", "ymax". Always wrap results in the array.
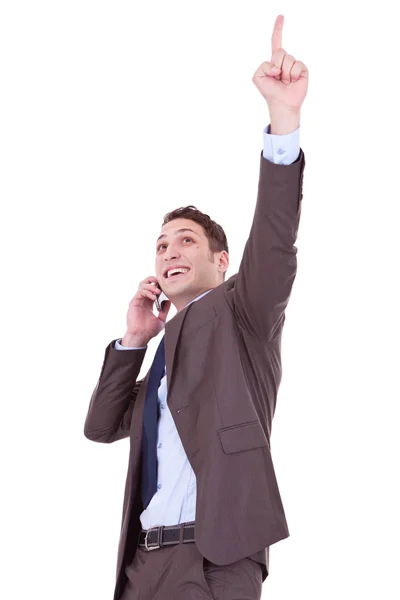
[
  {"xmin": 252, "ymin": 15, "xmax": 308, "ymax": 121},
  {"xmin": 124, "ymin": 276, "xmax": 171, "ymax": 345}
]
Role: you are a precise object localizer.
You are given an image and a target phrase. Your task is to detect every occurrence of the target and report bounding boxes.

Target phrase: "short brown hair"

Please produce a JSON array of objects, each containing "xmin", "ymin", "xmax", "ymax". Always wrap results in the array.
[{"xmin": 161, "ymin": 205, "xmax": 229, "ymax": 281}]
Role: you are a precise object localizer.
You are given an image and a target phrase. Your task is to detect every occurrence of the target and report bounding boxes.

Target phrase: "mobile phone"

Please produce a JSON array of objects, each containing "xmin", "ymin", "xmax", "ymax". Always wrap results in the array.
[{"xmin": 154, "ymin": 281, "xmax": 163, "ymax": 311}]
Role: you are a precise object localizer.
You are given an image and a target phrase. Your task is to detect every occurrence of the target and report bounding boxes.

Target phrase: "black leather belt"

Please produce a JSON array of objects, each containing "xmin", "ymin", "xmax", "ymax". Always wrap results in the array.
[{"xmin": 137, "ymin": 521, "xmax": 195, "ymax": 551}]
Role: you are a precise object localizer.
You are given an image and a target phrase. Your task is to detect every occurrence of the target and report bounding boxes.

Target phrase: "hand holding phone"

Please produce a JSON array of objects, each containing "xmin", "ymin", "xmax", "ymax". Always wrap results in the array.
[{"xmin": 123, "ymin": 277, "xmax": 171, "ymax": 345}]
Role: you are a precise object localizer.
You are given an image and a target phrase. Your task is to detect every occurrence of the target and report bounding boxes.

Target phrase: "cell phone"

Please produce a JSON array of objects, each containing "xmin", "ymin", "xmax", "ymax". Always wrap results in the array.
[{"xmin": 154, "ymin": 281, "xmax": 163, "ymax": 311}]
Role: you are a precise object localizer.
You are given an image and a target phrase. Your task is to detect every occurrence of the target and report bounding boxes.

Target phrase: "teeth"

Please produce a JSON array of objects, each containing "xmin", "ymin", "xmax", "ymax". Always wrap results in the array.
[{"xmin": 167, "ymin": 267, "xmax": 189, "ymax": 278}]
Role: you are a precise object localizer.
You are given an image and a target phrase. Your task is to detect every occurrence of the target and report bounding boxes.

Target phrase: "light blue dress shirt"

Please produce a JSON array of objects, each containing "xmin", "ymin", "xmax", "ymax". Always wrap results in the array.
[{"xmin": 115, "ymin": 124, "xmax": 300, "ymax": 530}]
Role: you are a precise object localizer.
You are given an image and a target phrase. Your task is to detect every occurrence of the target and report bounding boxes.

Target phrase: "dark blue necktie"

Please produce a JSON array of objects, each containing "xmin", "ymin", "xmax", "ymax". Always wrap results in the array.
[{"xmin": 141, "ymin": 335, "xmax": 165, "ymax": 509}]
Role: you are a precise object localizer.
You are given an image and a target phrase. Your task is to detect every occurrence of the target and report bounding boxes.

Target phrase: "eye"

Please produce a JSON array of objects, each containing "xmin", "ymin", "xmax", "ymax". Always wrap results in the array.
[{"xmin": 157, "ymin": 237, "xmax": 193, "ymax": 252}]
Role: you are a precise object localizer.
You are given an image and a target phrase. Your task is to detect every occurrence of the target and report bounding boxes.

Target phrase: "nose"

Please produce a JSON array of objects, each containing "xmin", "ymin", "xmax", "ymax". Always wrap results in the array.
[
  {"xmin": 158, "ymin": 248, "xmax": 181, "ymax": 277},
  {"xmin": 164, "ymin": 245, "xmax": 181, "ymax": 261}
]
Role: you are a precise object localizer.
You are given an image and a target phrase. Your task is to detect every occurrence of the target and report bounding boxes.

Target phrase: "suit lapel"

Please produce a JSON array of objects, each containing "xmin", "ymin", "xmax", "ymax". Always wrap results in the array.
[
  {"xmin": 163, "ymin": 301, "xmax": 194, "ymax": 401},
  {"xmin": 131, "ymin": 300, "xmax": 195, "ymax": 440}
]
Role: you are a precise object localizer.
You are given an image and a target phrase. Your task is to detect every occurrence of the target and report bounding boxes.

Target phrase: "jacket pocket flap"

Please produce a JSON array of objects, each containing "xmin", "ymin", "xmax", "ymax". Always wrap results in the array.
[{"xmin": 218, "ymin": 420, "xmax": 269, "ymax": 454}]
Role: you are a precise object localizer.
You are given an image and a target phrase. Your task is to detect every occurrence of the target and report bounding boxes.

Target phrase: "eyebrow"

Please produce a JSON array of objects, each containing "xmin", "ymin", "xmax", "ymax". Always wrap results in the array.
[{"xmin": 156, "ymin": 228, "xmax": 199, "ymax": 243}]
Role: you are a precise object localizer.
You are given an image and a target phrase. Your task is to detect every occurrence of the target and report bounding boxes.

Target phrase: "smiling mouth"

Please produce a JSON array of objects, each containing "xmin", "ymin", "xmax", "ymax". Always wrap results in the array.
[{"xmin": 166, "ymin": 270, "xmax": 190, "ymax": 280}]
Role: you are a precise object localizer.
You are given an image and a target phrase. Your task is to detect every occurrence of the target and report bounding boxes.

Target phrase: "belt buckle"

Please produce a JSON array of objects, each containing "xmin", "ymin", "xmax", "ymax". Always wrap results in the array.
[{"xmin": 144, "ymin": 525, "xmax": 163, "ymax": 551}]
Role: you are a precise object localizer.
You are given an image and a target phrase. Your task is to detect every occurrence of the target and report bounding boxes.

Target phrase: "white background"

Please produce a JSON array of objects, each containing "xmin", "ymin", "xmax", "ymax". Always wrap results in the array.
[{"xmin": 1, "ymin": 1, "xmax": 399, "ymax": 599}]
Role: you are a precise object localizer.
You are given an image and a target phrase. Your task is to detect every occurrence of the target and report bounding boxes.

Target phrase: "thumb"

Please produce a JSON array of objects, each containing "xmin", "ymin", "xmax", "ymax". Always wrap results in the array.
[{"xmin": 266, "ymin": 62, "xmax": 281, "ymax": 75}]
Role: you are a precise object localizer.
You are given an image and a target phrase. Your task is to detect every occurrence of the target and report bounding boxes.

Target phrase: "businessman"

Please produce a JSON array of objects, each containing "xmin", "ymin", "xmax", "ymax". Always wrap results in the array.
[{"xmin": 84, "ymin": 14, "xmax": 308, "ymax": 600}]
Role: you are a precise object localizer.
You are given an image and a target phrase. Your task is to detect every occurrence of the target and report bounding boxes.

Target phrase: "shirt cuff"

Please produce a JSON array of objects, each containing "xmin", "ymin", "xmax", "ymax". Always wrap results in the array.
[
  {"xmin": 263, "ymin": 123, "xmax": 300, "ymax": 165},
  {"xmin": 114, "ymin": 338, "xmax": 148, "ymax": 350}
]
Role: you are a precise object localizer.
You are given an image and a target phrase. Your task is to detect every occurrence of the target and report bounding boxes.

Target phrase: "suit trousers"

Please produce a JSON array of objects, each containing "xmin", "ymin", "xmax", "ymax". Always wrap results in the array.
[{"xmin": 121, "ymin": 539, "xmax": 263, "ymax": 600}]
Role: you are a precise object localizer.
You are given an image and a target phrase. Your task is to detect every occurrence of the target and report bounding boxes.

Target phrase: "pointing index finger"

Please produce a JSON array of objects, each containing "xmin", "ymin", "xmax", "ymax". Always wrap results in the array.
[{"xmin": 271, "ymin": 14, "xmax": 284, "ymax": 55}]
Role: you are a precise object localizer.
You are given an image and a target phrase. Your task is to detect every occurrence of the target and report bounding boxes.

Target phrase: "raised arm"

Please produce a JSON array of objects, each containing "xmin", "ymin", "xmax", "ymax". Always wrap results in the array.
[{"xmin": 233, "ymin": 15, "xmax": 308, "ymax": 341}]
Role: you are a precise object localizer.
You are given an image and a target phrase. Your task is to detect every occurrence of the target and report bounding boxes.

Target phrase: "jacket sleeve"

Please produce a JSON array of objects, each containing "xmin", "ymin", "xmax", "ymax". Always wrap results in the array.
[
  {"xmin": 232, "ymin": 148, "xmax": 305, "ymax": 341},
  {"xmin": 83, "ymin": 339, "xmax": 147, "ymax": 443}
]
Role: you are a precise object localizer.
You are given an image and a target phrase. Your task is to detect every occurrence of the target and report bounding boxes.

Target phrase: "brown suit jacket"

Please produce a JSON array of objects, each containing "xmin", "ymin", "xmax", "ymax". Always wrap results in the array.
[{"xmin": 84, "ymin": 148, "xmax": 305, "ymax": 600}]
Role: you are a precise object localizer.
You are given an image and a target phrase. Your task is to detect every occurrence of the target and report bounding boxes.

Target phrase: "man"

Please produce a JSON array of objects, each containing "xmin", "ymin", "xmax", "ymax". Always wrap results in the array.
[{"xmin": 84, "ymin": 14, "xmax": 308, "ymax": 600}]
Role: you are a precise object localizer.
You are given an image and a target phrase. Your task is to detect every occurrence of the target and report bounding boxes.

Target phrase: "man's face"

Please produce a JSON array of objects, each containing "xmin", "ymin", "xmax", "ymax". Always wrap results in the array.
[{"xmin": 155, "ymin": 218, "xmax": 229, "ymax": 312}]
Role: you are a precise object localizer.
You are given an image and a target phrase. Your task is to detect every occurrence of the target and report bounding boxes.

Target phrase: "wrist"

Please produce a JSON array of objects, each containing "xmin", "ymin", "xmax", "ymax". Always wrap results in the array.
[
  {"xmin": 269, "ymin": 109, "xmax": 300, "ymax": 135},
  {"xmin": 121, "ymin": 333, "xmax": 149, "ymax": 347}
]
